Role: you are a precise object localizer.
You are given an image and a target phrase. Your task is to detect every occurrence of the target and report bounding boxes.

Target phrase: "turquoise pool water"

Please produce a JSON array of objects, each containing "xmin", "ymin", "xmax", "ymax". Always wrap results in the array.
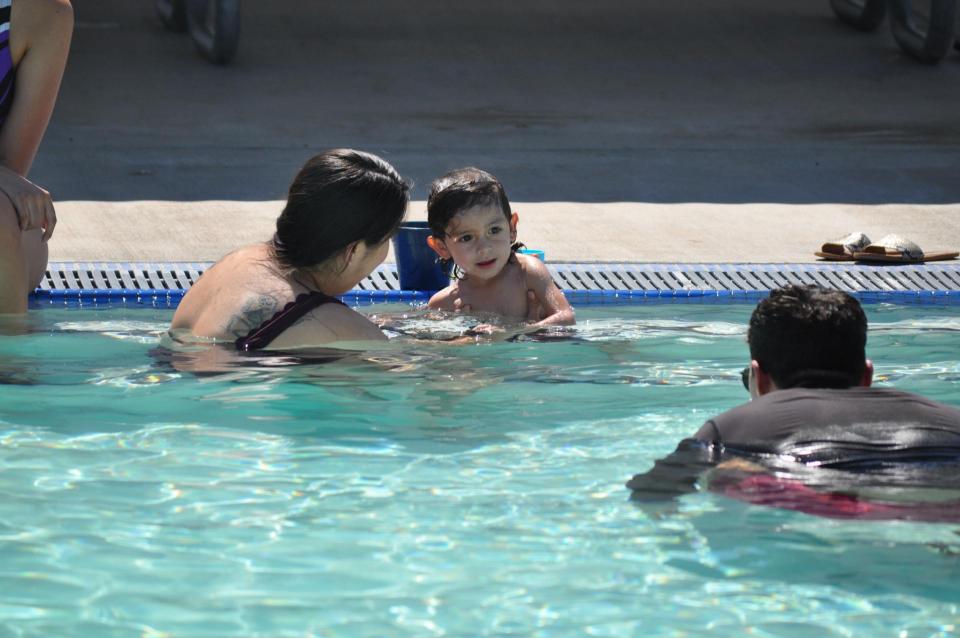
[{"xmin": 1, "ymin": 302, "xmax": 959, "ymax": 637}]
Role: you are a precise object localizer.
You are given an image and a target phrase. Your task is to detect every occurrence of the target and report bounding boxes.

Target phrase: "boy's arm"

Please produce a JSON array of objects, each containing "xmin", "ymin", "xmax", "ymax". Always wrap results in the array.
[{"xmin": 521, "ymin": 256, "xmax": 575, "ymax": 326}]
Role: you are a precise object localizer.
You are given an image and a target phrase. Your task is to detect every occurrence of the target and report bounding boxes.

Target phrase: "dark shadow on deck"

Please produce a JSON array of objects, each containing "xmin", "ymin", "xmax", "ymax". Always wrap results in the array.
[{"xmin": 35, "ymin": 0, "xmax": 960, "ymax": 203}]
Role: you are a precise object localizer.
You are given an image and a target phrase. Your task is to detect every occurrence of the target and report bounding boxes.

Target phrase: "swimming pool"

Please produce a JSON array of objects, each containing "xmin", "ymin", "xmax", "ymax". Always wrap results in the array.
[{"xmin": 2, "ymin": 301, "xmax": 959, "ymax": 636}]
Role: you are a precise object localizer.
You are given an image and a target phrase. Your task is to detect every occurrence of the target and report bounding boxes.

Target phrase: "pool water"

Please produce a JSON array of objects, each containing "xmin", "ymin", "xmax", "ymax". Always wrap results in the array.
[{"xmin": 1, "ymin": 302, "xmax": 959, "ymax": 637}]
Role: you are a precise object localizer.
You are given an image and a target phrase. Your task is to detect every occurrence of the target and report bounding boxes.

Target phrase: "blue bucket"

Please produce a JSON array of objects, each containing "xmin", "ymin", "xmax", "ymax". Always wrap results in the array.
[
  {"xmin": 517, "ymin": 248, "xmax": 545, "ymax": 262},
  {"xmin": 391, "ymin": 221, "xmax": 450, "ymax": 291}
]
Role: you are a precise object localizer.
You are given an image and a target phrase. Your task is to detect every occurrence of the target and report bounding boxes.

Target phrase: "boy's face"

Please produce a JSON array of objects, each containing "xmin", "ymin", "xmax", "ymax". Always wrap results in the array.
[{"xmin": 429, "ymin": 205, "xmax": 518, "ymax": 281}]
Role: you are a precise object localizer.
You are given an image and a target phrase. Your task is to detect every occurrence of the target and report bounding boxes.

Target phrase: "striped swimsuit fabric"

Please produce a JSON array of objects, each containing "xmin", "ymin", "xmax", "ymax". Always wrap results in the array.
[{"xmin": 0, "ymin": 0, "xmax": 13, "ymax": 127}]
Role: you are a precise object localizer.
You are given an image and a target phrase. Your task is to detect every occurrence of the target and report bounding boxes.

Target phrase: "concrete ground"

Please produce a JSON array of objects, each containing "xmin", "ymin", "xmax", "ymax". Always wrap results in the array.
[{"xmin": 36, "ymin": 0, "xmax": 960, "ymax": 263}]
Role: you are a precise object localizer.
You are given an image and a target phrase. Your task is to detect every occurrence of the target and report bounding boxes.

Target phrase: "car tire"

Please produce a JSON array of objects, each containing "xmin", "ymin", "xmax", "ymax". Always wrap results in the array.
[
  {"xmin": 156, "ymin": 0, "xmax": 188, "ymax": 32},
  {"xmin": 889, "ymin": 0, "xmax": 957, "ymax": 62},
  {"xmin": 829, "ymin": 0, "xmax": 888, "ymax": 31},
  {"xmin": 187, "ymin": 0, "xmax": 241, "ymax": 65}
]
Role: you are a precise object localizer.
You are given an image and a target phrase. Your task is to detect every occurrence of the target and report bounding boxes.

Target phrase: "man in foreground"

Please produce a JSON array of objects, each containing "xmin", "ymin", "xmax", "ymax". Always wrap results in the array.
[{"xmin": 627, "ymin": 285, "xmax": 960, "ymax": 515}]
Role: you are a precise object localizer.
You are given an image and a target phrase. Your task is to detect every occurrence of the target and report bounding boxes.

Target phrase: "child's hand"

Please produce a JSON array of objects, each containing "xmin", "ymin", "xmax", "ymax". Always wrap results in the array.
[
  {"xmin": 464, "ymin": 291, "xmax": 543, "ymax": 339},
  {"xmin": 464, "ymin": 323, "xmax": 503, "ymax": 336},
  {"xmin": 453, "ymin": 298, "xmax": 472, "ymax": 314}
]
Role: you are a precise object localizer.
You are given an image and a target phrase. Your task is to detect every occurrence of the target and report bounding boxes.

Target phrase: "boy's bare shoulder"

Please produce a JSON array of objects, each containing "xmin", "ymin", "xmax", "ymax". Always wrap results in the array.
[
  {"xmin": 516, "ymin": 253, "xmax": 549, "ymax": 273},
  {"xmin": 516, "ymin": 254, "xmax": 555, "ymax": 287}
]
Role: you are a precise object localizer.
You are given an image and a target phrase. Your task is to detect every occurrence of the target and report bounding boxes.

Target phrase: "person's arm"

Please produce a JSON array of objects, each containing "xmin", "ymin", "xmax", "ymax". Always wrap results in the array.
[
  {"xmin": 0, "ymin": 0, "xmax": 73, "ymax": 239},
  {"xmin": 0, "ymin": 0, "xmax": 73, "ymax": 175},
  {"xmin": 521, "ymin": 256, "xmax": 575, "ymax": 326},
  {"xmin": 626, "ymin": 422, "xmax": 722, "ymax": 502}
]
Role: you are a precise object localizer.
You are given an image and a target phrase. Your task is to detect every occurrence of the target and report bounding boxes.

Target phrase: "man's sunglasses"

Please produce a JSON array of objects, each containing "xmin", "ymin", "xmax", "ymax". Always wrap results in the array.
[{"xmin": 740, "ymin": 366, "xmax": 750, "ymax": 391}]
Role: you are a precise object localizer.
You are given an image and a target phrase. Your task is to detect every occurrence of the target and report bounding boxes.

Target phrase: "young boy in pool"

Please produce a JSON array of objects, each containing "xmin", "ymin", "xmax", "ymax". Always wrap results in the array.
[{"xmin": 425, "ymin": 168, "xmax": 575, "ymax": 327}]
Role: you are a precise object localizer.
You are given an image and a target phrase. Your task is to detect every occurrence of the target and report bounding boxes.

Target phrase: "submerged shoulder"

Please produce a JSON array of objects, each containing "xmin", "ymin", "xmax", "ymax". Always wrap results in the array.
[{"xmin": 276, "ymin": 300, "xmax": 385, "ymax": 345}]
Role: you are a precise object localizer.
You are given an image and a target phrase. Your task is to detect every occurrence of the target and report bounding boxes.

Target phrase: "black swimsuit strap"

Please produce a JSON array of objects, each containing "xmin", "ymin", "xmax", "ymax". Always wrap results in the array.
[{"xmin": 235, "ymin": 291, "xmax": 345, "ymax": 351}]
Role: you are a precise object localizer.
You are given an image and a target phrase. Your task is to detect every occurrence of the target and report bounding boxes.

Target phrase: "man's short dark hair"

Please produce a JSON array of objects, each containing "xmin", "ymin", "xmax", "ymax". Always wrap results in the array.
[{"xmin": 748, "ymin": 285, "xmax": 867, "ymax": 389}]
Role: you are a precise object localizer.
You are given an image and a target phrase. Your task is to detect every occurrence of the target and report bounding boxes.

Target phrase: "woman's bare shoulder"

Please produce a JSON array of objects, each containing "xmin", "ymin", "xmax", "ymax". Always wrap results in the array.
[
  {"xmin": 172, "ymin": 245, "xmax": 288, "ymax": 334},
  {"xmin": 203, "ymin": 244, "xmax": 278, "ymax": 280}
]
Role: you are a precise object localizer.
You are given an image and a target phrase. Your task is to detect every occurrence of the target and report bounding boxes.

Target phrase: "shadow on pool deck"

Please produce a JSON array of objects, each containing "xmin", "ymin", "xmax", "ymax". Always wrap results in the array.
[{"xmin": 33, "ymin": 0, "xmax": 960, "ymax": 261}]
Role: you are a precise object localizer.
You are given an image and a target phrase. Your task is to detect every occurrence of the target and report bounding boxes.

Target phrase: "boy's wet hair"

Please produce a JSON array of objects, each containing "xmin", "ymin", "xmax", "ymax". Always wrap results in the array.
[
  {"xmin": 748, "ymin": 285, "xmax": 868, "ymax": 389},
  {"xmin": 427, "ymin": 167, "xmax": 511, "ymax": 238},
  {"xmin": 272, "ymin": 148, "xmax": 409, "ymax": 270}
]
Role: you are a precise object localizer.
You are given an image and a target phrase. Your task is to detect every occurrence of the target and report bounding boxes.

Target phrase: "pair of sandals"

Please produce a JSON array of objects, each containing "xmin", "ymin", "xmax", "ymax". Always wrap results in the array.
[{"xmin": 816, "ymin": 232, "xmax": 959, "ymax": 263}]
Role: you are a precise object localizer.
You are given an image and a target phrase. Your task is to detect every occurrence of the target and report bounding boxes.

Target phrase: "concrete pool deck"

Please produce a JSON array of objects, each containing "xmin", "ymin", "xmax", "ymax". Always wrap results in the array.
[
  {"xmin": 51, "ymin": 200, "xmax": 960, "ymax": 264},
  {"xmin": 33, "ymin": 0, "xmax": 960, "ymax": 266}
]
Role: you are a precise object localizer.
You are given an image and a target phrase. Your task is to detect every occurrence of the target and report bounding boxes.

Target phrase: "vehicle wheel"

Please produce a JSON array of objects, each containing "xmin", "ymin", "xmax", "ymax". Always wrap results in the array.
[
  {"xmin": 187, "ymin": 0, "xmax": 241, "ymax": 65},
  {"xmin": 156, "ymin": 0, "xmax": 187, "ymax": 32},
  {"xmin": 830, "ymin": 0, "xmax": 888, "ymax": 31},
  {"xmin": 956, "ymin": 11, "xmax": 960, "ymax": 49},
  {"xmin": 889, "ymin": 0, "xmax": 957, "ymax": 62}
]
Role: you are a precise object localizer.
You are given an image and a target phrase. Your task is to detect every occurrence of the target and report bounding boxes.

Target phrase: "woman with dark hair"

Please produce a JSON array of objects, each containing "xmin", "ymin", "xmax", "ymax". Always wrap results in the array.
[
  {"xmin": 170, "ymin": 149, "xmax": 409, "ymax": 350},
  {"xmin": 0, "ymin": 0, "xmax": 74, "ymax": 314}
]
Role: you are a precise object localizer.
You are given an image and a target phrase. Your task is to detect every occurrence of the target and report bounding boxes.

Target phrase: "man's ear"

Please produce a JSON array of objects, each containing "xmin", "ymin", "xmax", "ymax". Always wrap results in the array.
[
  {"xmin": 509, "ymin": 212, "xmax": 519, "ymax": 242},
  {"xmin": 860, "ymin": 360, "xmax": 874, "ymax": 388},
  {"xmin": 426, "ymin": 235, "xmax": 451, "ymax": 260},
  {"xmin": 751, "ymin": 359, "xmax": 776, "ymax": 399}
]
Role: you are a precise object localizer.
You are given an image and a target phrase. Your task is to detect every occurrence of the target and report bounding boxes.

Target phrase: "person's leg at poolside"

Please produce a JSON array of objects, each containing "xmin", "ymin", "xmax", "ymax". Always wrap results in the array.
[{"xmin": 0, "ymin": 197, "xmax": 46, "ymax": 314}]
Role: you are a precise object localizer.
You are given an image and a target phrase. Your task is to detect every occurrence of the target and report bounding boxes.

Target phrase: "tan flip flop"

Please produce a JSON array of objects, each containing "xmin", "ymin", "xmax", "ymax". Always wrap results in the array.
[
  {"xmin": 815, "ymin": 232, "xmax": 871, "ymax": 261},
  {"xmin": 853, "ymin": 234, "xmax": 959, "ymax": 264}
]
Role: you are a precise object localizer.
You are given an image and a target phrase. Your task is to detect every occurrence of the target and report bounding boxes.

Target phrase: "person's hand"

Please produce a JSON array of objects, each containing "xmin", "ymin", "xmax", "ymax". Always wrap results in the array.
[
  {"xmin": 464, "ymin": 291, "xmax": 543, "ymax": 339},
  {"xmin": 452, "ymin": 298, "xmax": 506, "ymax": 335},
  {"xmin": 0, "ymin": 167, "xmax": 56, "ymax": 240},
  {"xmin": 452, "ymin": 297, "xmax": 472, "ymax": 314},
  {"xmin": 465, "ymin": 323, "xmax": 503, "ymax": 336}
]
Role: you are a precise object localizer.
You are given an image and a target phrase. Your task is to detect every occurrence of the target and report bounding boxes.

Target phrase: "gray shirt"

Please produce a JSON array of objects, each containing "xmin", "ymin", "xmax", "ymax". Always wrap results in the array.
[
  {"xmin": 695, "ymin": 387, "xmax": 960, "ymax": 466},
  {"xmin": 627, "ymin": 387, "xmax": 960, "ymax": 499}
]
